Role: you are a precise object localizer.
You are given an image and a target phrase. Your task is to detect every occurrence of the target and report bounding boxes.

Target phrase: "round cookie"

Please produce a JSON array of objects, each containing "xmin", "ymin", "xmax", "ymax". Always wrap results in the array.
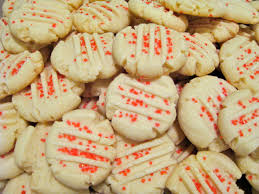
[
  {"xmin": 2, "ymin": 173, "xmax": 32, "ymax": 194},
  {"xmin": 73, "ymin": 0, "xmax": 130, "ymax": 34},
  {"xmin": 9, "ymin": 0, "xmax": 72, "ymax": 45},
  {"xmin": 188, "ymin": 17, "xmax": 239, "ymax": 43},
  {"xmin": 218, "ymin": 89, "xmax": 259, "ymax": 157},
  {"xmin": 113, "ymin": 23, "xmax": 187, "ymax": 78},
  {"xmin": 0, "ymin": 152, "xmax": 23, "ymax": 181},
  {"xmin": 236, "ymin": 155, "xmax": 259, "ymax": 192},
  {"xmin": 128, "ymin": 0, "xmax": 188, "ymax": 32},
  {"xmin": 51, "ymin": 32, "xmax": 120, "ymax": 83},
  {"xmin": 178, "ymin": 76, "xmax": 237, "ymax": 152},
  {"xmin": 220, "ymin": 35, "xmax": 259, "ymax": 92},
  {"xmin": 166, "ymin": 151, "xmax": 243, "ymax": 194},
  {"xmin": 0, "ymin": 50, "xmax": 44, "ymax": 100},
  {"xmin": 2, "ymin": 0, "xmax": 16, "ymax": 17},
  {"xmin": 177, "ymin": 33, "xmax": 219, "ymax": 76},
  {"xmin": 15, "ymin": 124, "xmax": 87, "ymax": 194},
  {"xmin": 106, "ymin": 73, "xmax": 178, "ymax": 142},
  {"xmin": 0, "ymin": 101, "xmax": 27, "ymax": 155},
  {"xmin": 158, "ymin": 0, "xmax": 225, "ymax": 18},
  {"xmin": 12, "ymin": 65, "xmax": 84, "ymax": 122},
  {"xmin": 46, "ymin": 109, "xmax": 116, "ymax": 190},
  {"xmin": 0, "ymin": 17, "xmax": 42, "ymax": 54},
  {"xmin": 106, "ymin": 134, "xmax": 177, "ymax": 194},
  {"xmin": 222, "ymin": 0, "xmax": 258, "ymax": 24}
]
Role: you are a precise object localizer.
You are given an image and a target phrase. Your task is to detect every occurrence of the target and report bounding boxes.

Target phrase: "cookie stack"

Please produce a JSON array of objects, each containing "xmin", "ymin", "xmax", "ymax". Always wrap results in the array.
[{"xmin": 0, "ymin": 0, "xmax": 258, "ymax": 193}]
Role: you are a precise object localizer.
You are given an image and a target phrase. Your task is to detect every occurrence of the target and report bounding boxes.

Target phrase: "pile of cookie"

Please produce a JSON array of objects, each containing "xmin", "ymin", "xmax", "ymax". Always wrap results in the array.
[{"xmin": 0, "ymin": 0, "xmax": 258, "ymax": 193}]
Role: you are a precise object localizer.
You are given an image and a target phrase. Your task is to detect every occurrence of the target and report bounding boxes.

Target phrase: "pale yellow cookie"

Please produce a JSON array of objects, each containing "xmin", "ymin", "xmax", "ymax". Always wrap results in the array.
[
  {"xmin": 0, "ymin": 50, "xmax": 44, "ymax": 100},
  {"xmin": 15, "ymin": 124, "xmax": 86, "ymax": 194},
  {"xmin": 178, "ymin": 76, "xmax": 236, "ymax": 152},
  {"xmin": 0, "ymin": 101, "xmax": 27, "ymax": 155},
  {"xmin": 12, "ymin": 65, "xmax": 84, "ymax": 122},
  {"xmin": 158, "ymin": 0, "xmax": 225, "ymax": 18},
  {"xmin": 61, "ymin": 0, "xmax": 83, "ymax": 11},
  {"xmin": 0, "ymin": 152, "xmax": 23, "ymax": 181},
  {"xmin": 166, "ymin": 151, "xmax": 243, "ymax": 194},
  {"xmin": 2, "ymin": 0, "xmax": 16, "ymax": 17},
  {"xmin": 113, "ymin": 24, "xmax": 187, "ymax": 78},
  {"xmin": 222, "ymin": 0, "xmax": 258, "ymax": 24},
  {"xmin": 106, "ymin": 73, "xmax": 178, "ymax": 142},
  {"xmin": 188, "ymin": 17, "xmax": 239, "ymax": 43},
  {"xmin": 220, "ymin": 35, "xmax": 259, "ymax": 92},
  {"xmin": 218, "ymin": 89, "xmax": 259, "ymax": 157},
  {"xmin": 51, "ymin": 32, "xmax": 120, "ymax": 83},
  {"xmin": 128, "ymin": 0, "xmax": 188, "ymax": 32},
  {"xmin": 0, "ymin": 42, "xmax": 10, "ymax": 62},
  {"xmin": 46, "ymin": 109, "xmax": 116, "ymax": 190},
  {"xmin": 73, "ymin": 0, "xmax": 130, "ymax": 33},
  {"xmin": 106, "ymin": 134, "xmax": 177, "ymax": 194},
  {"xmin": 177, "ymin": 33, "xmax": 219, "ymax": 76},
  {"xmin": 9, "ymin": 0, "xmax": 72, "ymax": 45},
  {"xmin": 236, "ymin": 155, "xmax": 259, "ymax": 192},
  {"xmin": 251, "ymin": 1, "xmax": 259, "ymax": 11},
  {"xmin": 2, "ymin": 173, "xmax": 33, "ymax": 194}
]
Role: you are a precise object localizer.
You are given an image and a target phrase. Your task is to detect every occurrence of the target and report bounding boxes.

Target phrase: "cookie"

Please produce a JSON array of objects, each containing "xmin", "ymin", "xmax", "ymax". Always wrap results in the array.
[
  {"xmin": 166, "ymin": 151, "xmax": 243, "ymax": 194},
  {"xmin": 2, "ymin": 173, "xmax": 32, "ymax": 194},
  {"xmin": 0, "ymin": 17, "xmax": 42, "ymax": 54},
  {"xmin": 106, "ymin": 134, "xmax": 177, "ymax": 194},
  {"xmin": 73, "ymin": 0, "xmax": 130, "ymax": 34},
  {"xmin": 9, "ymin": 0, "xmax": 72, "ymax": 45},
  {"xmin": 96, "ymin": 88, "xmax": 107, "ymax": 116},
  {"xmin": 106, "ymin": 73, "xmax": 178, "ymax": 142},
  {"xmin": 0, "ymin": 101, "xmax": 27, "ymax": 155},
  {"xmin": 178, "ymin": 76, "xmax": 237, "ymax": 152},
  {"xmin": 51, "ymin": 32, "xmax": 120, "ymax": 83},
  {"xmin": 158, "ymin": 0, "xmax": 225, "ymax": 18},
  {"xmin": 218, "ymin": 89, "xmax": 259, "ymax": 157},
  {"xmin": 0, "ymin": 50, "xmax": 44, "ymax": 100},
  {"xmin": 220, "ymin": 35, "xmax": 259, "ymax": 92},
  {"xmin": 2, "ymin": 0, "xmax": 16, "ymax": 17},
  {"xmin": 128, "ymin": 0, "xmax": 188, "ymax": 32},
  {"xmin": 0, "ymin": 42, "xmax": 10, "ymax": 62},
  {"xmin": 251, "ymin": 1, "xmax": 259, "ymax": 11},
  {"xmin": 177, "ymin": 33, "xmax": 219, "ymax": 76},
  {"xmin": 0, "ymin": 152, "xmax": 23, "ymax": 181},
  {"xmin": 188, "ymin": 17, "xmax": 239, "ymax": 43},
  {"xmin": 15, "ymin": 124, "xmax": 85, "ymax": 194},
  {"xmin": 12, "ymin": 65, "xmax": 84, "ymax": 122},
  {"xmin": 79, "ymin": 97, "xmax": 99, "ymax": 112},
  {"xmin": 236, "ymin": 155, "xmax": 259, "ymax": 192},
  {"xmin": 113, "ymin": 24, "xmax": 187, "ymax": 78},
  {"xmin": 222, "ymin": 0, "xmax": 258, "ymax": 24},
  {"xmin": 46, "ymin": 109, "xmax": 116, "ymax": 190},
  {"xmin": 61, "ymin": 0, "xmax": 83, "ymax": 11},
  {"xmin": 253, "ymin": 24, "xmax": 259, "ymax": 43}
]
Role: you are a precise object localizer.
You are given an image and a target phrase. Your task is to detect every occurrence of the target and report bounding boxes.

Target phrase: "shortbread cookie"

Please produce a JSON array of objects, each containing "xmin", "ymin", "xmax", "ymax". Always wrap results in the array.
[
  {"xmin": 222, "ymin": 0, "xmax": 258, "ymax": 24},
  {"xmin": 2, "ymin": 173, "xmax": 32, "ymax": 194},
  {"xmin": 0, "ymin": 152, "xmax": 23, "ymax": 181},
  {"xmin": 12, "ymin": 65, "xmax": 84, "ymax": 122},
  {"xmin": 106, "ymin": 73, "xmax": 178, "ymax": 142},
  {"xmin": 2, "ymin": 0, "xmax": 16, "ymax": 17},
  {"xmin": 253, "ymin": 24, "xmax": 259, "ymax": 43},
  {"xmin": 113, "ymin": 24, "xmax": 187, "ymax": 78},
  {"xmin": 97, "ymin": 88, "xmax": 107, "ymax": 116},
  {"xmin": 158, "ymin": 0, "xmax": 225, "ymax": 18},
  {"xmin": 51, "ymin": 32, "xmax": 120, "ymax": 83},
  {"xmin": 106, "ymin": 134, "xmax": 177, "ymax": 194},
  {"xmin": 0, "ymin": 50, "xmax": 44, "ymax": 100},
  {"xmin": 15, "ymin": 124, "xmax": 85, "ymax": 194},
  {"xmin": 220, "ymin": 35, "xmax": 259, "ymax": 92},
  {"xmin": 73, "ymin": 0, "xmax": 130, "ymax": 34},
  {"xmin": 251, "ymin": 1, "xmax": 259, "ymax": 11},
  {"xmin": 177, "ymin": 33, "xmax": 219, "ymax": 76},
  {"xmin": 236, "ymin": 155, "xmax": 259, "ymax": 192},
  {"xmin": 9, "ymin": 0, "xmax": 72, "ymax": 45},
  {"xmin": 0, "ymin": 43, "xmax": 10, "ymax": 62},
  {"xmin": 128, "ymin": 0, "xmax": 188, "ymax": 32},
  {"xmin": 46, "ymin": 109, "xmax": 116, "ymax": 190},
  {"xmin": 0, "ymin": 101, "xmax": 27, "ymax": 155},
  {"xmin": 166, "ymin": 151, "xmax": 243, "ymax": 194},
  {"xmin": 218, "ymin": 89, "xmax": 259, "ymax": 157},
  {"xmin": 188, "ymin": 17, "xmax": 239, "ymax": 43},
  {"xmin": 178, "ymin": 76, "xmax": 237, "ymax": 152},
  {"xmin": 61, "ymin": 0, "xmax": 83, "ymax": 11}
]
